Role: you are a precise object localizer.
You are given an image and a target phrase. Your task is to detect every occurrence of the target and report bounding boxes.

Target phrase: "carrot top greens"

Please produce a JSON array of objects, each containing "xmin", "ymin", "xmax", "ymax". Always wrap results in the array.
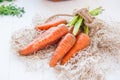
[
  {"xmin": 90, "ymin": 7, "xmax": 103, "ymax": 16},
  {"xmin": 73, "ymin": 17, "xmax": 83, "ymax": 36},
  {"xmin": 67, "ymin": 15, "xmax": 79, "ymax": 27},
  {"xmin": 68, "ymin": 7, "xmax": 103, "ymax": 36}
]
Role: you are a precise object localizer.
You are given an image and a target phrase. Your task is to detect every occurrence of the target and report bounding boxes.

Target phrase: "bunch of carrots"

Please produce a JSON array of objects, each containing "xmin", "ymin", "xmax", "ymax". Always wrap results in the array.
[{"xmin": 19, "ymin": 7, "xmax": 102, "ymax": 67}]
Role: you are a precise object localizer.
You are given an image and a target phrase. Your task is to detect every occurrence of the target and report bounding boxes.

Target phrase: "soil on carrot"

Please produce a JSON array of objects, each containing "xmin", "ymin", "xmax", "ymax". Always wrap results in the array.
[{"xmin": 10, "ymin": 17, "xmax": 120, "ymax": 80}]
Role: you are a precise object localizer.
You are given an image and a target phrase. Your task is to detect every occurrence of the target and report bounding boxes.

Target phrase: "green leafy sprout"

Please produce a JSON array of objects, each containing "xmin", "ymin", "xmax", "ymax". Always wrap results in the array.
[{"xmin": 0, "ymin": 4, "xmax": 25, "ymax": 17}]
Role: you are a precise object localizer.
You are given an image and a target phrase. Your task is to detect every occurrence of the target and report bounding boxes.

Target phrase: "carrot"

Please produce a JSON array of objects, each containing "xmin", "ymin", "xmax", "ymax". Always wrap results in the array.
[
  {"xmin": 35, "ymin": 19, "xmax": 67, "ymax": 30},
  {"xmin": 68, "ymin": 26, "xmax": 74, "ymax": 33},
  {"xmin": 50, "ymin": 7, "xmax": 102, "ymax": 66},
  {"xmin": 61, "ymin": 33, "xmax": 90, "ymax": 65},
  {"xmin": 19, "ymin": 24, "xmax": 68, "ymax": 56},
  {"xmin": 49, "ymin": 33, "xmax": 76, "ymax": 67}
]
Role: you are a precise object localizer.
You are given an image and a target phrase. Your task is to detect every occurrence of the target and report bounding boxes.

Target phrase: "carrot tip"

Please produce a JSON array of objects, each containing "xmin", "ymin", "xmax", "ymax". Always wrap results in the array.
[
  {"xmin": 49, "ymin": 61, "xmax": 57, "ymax": 67},
  {"xmin": 60, "ymin": 61, "xmax": 65, "ymax": 65},
  {"xmin": 35, "ymin": 26, "xmax": 39, "ymax": 30}
]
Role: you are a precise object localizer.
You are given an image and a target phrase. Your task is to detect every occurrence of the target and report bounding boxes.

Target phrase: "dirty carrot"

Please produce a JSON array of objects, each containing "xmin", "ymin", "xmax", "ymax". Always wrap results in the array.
[
  {"xmin": 19, "ymin": 24, "xmax": 68, "ymax": 56},
  {"xmin": 35, "ymin": 19, "xmax": 67, "ymax": 30},
  {"xmin": 61, "ymin": 33, "xmax": 90, "ymax": 65},
  {"xmin": 49, "ymin": 33, "xmax": 76, "ymax": 67}
]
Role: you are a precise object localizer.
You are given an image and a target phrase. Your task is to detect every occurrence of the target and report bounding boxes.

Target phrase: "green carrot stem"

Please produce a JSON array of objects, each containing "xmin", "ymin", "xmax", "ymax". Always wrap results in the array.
[
  {"xmin": 73, "ymin": 7, "xmax": 103, "ymax": 35},
  {"xmin": 83, "ymin": 7, "xmax": 103, "ymax": 35},
  {"xmin": 68, "ymin": 7, "xmax": 103, "ymax": 36},
  {"xmin": 68, "ymin": 7, "xmax": 103, "ymax": 27},
  {"xmin": 84, "ymin": 26, "xmax": 89, "ymax": 35},
  {"xmin": 90, "ymin": 7, "xmax": 103, "ymax": 16},
  {"xmin": 73, "ymin": 17, "xmax": 83, "ymax": 36},
  {"xmin": 67, "ymin": 15, "xmax": 79, "ymax": 27}
]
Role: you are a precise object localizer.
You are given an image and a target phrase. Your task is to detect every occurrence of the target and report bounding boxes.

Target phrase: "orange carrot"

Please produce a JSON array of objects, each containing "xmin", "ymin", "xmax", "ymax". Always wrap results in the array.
[
  {"xmin": 19, "ymin": 24, "xmax": 68, "ymax": 56},
  {"xmin": 35, "ymin": 19, "xmax": 67, "ymax": 30},
  {"xmin": 49, "ymin": 33, "xmax": 76, "ymax": 67},
  {"xmin": 61, "ymin": 33, "xmax": 90, "ymax": 65}
]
